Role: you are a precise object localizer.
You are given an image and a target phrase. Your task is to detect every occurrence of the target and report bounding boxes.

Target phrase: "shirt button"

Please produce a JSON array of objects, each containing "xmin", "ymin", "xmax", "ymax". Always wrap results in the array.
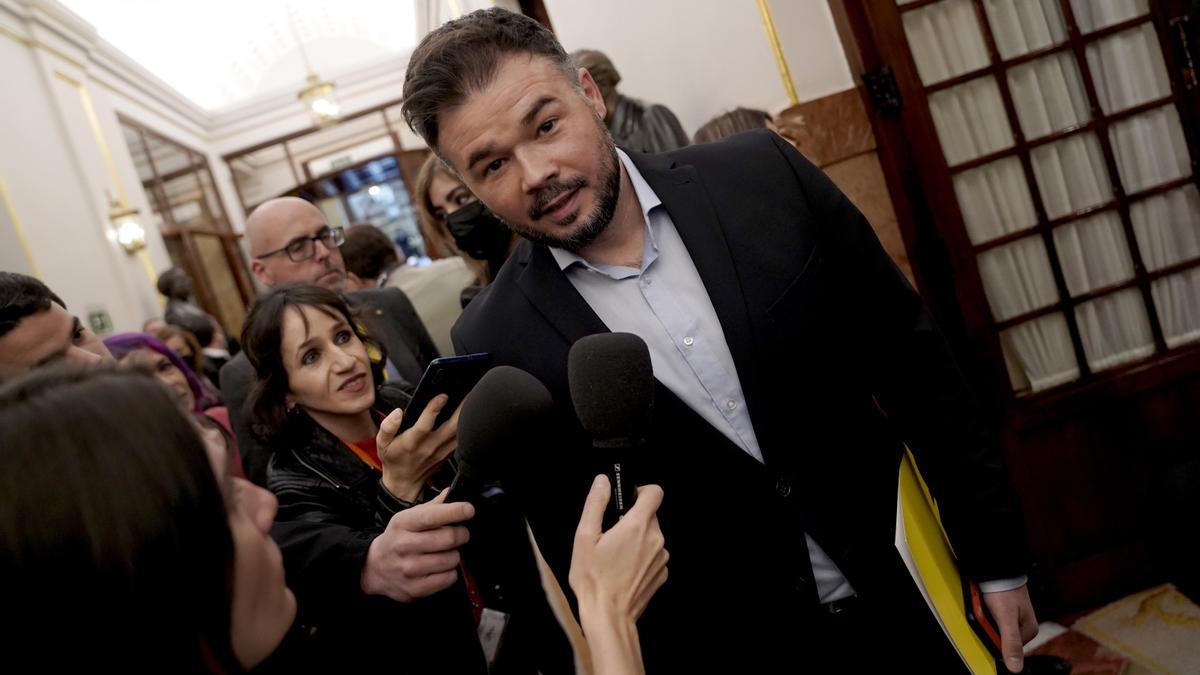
[
  {"xmin": 683, "ymin": 336, "xmax": 694, "ymax": 346},
  {"xmin": 726, "ymin": 399, "xmax": 737, "ymax": 410},
  {"xmin": 776, "ymin": 478, "xmax": 792, "ymax": 498}
]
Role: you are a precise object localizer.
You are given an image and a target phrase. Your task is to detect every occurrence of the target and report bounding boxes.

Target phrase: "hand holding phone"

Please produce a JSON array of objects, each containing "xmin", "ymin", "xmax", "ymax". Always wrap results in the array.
[{"xmin": 377, "ymin": 395, "xmax": 461, "ymax": 501}]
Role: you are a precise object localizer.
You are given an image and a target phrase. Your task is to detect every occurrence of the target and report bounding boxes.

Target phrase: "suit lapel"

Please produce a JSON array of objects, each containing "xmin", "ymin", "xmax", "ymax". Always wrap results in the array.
[
  {"xmin": 514, "ymin": 241, "xmax": 610, "ymax": 344},
  {"xmin": 629, "ymin": 152, "xmax": 767, "ymax": 439}
]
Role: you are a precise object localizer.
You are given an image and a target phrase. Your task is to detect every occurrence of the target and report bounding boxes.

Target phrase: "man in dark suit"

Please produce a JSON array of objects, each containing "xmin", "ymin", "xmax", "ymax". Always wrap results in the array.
[
  {"xmin": 402, "ymin": 9, "xmax": 1039, "ymax": 673},
  {"xmin": 220, "ymin": 196, "xmax": 440, "ymax": 486}
]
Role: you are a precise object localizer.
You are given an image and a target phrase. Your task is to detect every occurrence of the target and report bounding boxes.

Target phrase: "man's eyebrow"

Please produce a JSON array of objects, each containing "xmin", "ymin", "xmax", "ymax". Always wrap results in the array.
[
  {"xmin": 465, "ymin": 96, "xmax": 558, "ymax": 172},
  {"xmin": 34, "ymin": 317, "xmax": 79, "ymax": 367},
  {"xmin": 467, "ymin": 143, "xmax": 496, "ymax": 173},
  {"xmin": 521, "ymin": 96, "xmax": 556, "ymax": 127}
]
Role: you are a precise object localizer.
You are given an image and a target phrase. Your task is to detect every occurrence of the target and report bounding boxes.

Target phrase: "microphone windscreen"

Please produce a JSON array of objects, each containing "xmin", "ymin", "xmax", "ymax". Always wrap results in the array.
[
  {"xmin": 568, "ymin": 332, "xmax": 653, "ymax": 440},
  {"xmin": 456, "ymin": 365, "xmax": 553, "ymax": 480}
]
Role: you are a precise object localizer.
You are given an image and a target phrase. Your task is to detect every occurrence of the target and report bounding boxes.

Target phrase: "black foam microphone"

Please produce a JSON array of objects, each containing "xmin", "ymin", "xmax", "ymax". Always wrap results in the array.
[
  {"xmin": 445, "ymin": 365, "xmax": 554, "ymax": 504},
  {"xmin": 568, "ymin": 332, "xmax": 654, "ymax": 517}
]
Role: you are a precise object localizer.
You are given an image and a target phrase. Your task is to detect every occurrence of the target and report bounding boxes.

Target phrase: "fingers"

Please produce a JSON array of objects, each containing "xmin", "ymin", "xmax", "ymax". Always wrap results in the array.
[
  {"xmin": 1020, "ymin": 602, "xmax": 1040, "ymax": 643},
  {"xmin": 412, "ymin": 394, "xmax": 449, "ymax": 434},
  {"xmin": 399, "ymin": 549, "xmax": 462, "ymax": 578},
  {"xmin": 575, "ymin": 474, "xmax": 611, "ymax": 541},
  {"xmin": 993, "ymin": 603, "xmax": 1025, "ymax": 673},
  {"xmin": 628, "ymin": 483, "xmax": 664, "ymax": 519},
  {"xmin": 407, "ymin": 569, "xmax": 459, "ymax": 599},
  {"xmin": 395, "ymin": 500, "xmax": 474, "ymax": 532},
  {"xmin": 376, "ymin": 408, "xmax": 404, "ymax": 449}
]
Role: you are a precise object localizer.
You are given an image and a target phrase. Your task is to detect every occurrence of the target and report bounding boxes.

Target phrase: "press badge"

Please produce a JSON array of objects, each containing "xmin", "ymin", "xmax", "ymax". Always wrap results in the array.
[{"xmin": 477, "ymin": 607, "xmax": 511, "ymax": 666}]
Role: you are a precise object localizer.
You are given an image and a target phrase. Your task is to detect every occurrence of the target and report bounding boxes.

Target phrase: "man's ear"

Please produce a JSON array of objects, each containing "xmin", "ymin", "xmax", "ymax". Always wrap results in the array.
[
  {"xmin": 577, "ymin": 66, "xmax": 607, "ymax": 122},
  {"xmin": 250, "ymin": 259, "xmax": 273, "ymax": 287}
]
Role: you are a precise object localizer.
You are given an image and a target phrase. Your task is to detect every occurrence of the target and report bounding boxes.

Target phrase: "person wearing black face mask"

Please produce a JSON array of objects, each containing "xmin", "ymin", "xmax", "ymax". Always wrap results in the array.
[
  {"xmin": 415, "ymin": 155, "xmax": 521, "ymax": 307},
  {"xmin": 446, "ymin": 200, "xmax": 517, "ymax": 279}
]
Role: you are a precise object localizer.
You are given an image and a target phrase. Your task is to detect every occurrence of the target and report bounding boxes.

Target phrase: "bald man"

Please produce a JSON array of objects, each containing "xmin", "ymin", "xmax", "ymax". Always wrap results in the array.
[{"xmin": 221, "ymin": 197, "xmax": 440, "ymax": 485}]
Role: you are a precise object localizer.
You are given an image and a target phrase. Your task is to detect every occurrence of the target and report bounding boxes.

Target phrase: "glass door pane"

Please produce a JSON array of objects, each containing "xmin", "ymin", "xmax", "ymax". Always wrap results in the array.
[{"xmin": 903, "ymin": 0, "xmax": 991, "ymax": 85}]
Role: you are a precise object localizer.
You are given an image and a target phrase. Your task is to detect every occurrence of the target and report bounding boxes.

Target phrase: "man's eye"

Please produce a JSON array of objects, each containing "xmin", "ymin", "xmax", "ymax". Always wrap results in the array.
[
  {"xmin": 485, "ymin": 158, "xmax": 504, "ymax": 175},
  {"xmin": 72, "ymin": 327, "xmax": 85, "ymax": 343},
  {"xmin": 539, "ymin": 119, "xmax": 556, "ymax": 134}
]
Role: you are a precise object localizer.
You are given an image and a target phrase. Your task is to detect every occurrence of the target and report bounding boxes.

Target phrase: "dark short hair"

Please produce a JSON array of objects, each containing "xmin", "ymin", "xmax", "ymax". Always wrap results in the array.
[
  {"xmin": 402, "ymin": 7, "xmax": 576, "ymax": 152},
  {"xmin": 156, "ymin": 267, "xmax": 192, "ymax": 300},
  {"xmin": 168, "ymin": 308, "xmax": 217, "ymax": 348},
  {"xmin": 241, "ymin": 284, "xmax": 385, "ymax": 442},
  {"xmin": 341, "ymin": 224, "xmax": 400, "ymax": 281},
  {"xmin": 0, "ymin": 366, "xmax": 237, "ymax": 671},
  {"xmin": 0, "ymin": 272, "xmax": 65, "ymax": 339}
]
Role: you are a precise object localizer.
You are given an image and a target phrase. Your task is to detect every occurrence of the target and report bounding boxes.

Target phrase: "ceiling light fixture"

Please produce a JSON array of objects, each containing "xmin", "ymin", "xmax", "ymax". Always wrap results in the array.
[{"xmin": 289, "ymin": 6, "xmax": 341, "ymax": 127}]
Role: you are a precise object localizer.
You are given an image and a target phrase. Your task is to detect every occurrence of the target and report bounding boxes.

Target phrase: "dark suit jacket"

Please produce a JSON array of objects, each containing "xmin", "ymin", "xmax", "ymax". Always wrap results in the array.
[
  {"xmin": 221, "ymin": 286, "xmax": 439, "ymax": 486},
  {"xmin": 452, "ymin": 130, "xmax": 1030, "ymax": 671}
]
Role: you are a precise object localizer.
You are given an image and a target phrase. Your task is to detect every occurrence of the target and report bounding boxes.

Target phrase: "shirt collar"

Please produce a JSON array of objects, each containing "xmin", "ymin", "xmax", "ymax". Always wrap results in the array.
[{"xmin": 550, "ymin": 148, "xmax": 663, "ymax": 272}]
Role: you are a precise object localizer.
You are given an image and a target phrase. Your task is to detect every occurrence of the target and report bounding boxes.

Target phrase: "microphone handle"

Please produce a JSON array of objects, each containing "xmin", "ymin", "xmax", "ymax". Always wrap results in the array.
[
  {"xmin": 610, "ymin": 459, "xmax": 636, "ymax": 517},
  {"xmin": 444, "ymin": 464, "xmax": 475, "ymax": 504}
]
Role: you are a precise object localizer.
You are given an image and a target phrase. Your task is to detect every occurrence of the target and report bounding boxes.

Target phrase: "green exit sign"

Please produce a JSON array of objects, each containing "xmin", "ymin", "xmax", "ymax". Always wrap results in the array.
[{"xmin": 88, "ymin": 309, "xmax": 113, "ymax": 336}]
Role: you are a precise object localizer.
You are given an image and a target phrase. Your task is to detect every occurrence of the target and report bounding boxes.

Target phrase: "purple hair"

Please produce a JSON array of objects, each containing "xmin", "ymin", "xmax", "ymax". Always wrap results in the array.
[{"xmin": 103, "ymin": 332, "xmax": 205, "ymax": 413}]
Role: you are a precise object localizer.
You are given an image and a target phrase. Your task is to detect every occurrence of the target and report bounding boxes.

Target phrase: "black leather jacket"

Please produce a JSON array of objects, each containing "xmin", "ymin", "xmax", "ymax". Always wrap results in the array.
[{"xmin": 266, "ymin": 384, "xmax": 486, "ymax": 674}]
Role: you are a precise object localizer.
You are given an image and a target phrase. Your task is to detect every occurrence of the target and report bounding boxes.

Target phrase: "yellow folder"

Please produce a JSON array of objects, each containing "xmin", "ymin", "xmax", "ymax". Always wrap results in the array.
[{"xmin": 896, "ymin": 448, "xmax": 998, "ymax": 675}]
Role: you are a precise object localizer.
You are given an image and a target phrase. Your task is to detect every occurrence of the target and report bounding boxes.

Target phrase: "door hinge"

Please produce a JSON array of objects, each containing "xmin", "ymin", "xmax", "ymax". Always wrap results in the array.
[
  {"xmin": 1169, "ymin": 13, "xmax": 1197, "ymax": 90},
  {"xmin": 863, "ymin": 66, "xmax": 903, "ymax": 116}
]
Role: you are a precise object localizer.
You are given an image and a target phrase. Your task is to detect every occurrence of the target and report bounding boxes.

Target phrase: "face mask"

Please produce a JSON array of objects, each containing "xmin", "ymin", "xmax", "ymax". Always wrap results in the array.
[{"xmin": 446, "ymin": 200, "xmax": 511, "ymax": 263}]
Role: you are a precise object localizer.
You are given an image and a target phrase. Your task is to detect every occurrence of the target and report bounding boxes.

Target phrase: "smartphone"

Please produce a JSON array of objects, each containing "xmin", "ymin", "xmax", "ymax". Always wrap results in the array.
[
  {"xmin": 397, "ymin": 353, "xmax": 493, "ymax": 433},
  {"xmin": 964, "ymin": 578, "xmax": 1004, "ymax": 661}
]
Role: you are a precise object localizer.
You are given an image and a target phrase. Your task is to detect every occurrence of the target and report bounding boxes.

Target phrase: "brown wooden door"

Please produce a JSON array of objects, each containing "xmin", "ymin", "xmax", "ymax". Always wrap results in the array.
[{"xmin": 832, "ymin": 0, "xmax": 1200, "ymax": 615}]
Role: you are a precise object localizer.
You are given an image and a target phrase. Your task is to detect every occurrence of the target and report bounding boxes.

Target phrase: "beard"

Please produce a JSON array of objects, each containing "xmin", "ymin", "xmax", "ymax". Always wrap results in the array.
[{"xmin": 499, "ymin": 119, "xmax": 621, "ymax": 254}]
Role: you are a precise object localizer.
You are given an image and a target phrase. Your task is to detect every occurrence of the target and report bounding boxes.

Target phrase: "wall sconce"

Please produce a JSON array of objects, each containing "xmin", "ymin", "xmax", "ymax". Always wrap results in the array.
[{"xmin": 108, "ymin": 198, "xmax": 146, "ymax": 254}]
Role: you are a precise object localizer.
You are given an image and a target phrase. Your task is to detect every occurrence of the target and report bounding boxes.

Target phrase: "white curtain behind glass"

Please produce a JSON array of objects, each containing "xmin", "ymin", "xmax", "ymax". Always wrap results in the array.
[
  {"xmin": 1153, "ymin": 270, "xmax": 1200, "ymax": 348},
  {"xmin": 1086, "ymin": 24, "xmax": 1170, "ymax": 114},
  {"xmin": 1070, "ymin": 0, "xmax": 1150, "ymax": 33},
  {"xmin": 911, "ymin": 0, "xmax": 1193, "ymax": 390},
  {"xmin": 955, "ymin": 158, "xmax": 1038, "ymax": 244},
  {"xmin": 1008, "ymin": 52, "xmax": 1090, "ymax": 139},
  {"xmin": 929, "ymin": 78, "xmax": 1014, "ymax": 165},
  {"xmin": 904, "ymin": 0, "xmax": 990, "ymax": 84},
  {"xmin": 1135, "ymin": 187, "xmax": 1200, "ymax": 347},
  {"xmin": 1076, "ymin": 290, "xmax": 1155, "ymax": 370},
  {"xmin": 983, "ymin": 0, "xmax": 1066, "ymax": 59}
]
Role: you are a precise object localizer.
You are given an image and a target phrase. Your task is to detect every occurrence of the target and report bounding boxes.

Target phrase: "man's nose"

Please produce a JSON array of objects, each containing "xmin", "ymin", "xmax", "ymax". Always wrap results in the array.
[
  {"xmin": 64, "ymin": 346, "xmax": 103, "ymax": 368},
  {"xmin": 517, "ymin": 145, "xmax": 559, "ymax": 195},
  {"xmin": 313, "ymin": 237, "xmax": 333, "ymax": 261}
]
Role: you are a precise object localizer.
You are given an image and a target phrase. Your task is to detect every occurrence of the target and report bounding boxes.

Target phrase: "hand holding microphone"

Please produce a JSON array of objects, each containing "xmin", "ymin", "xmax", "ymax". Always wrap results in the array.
[{"xmin": 569, "ymin": 474, "xmax": 668, "ymax": 675}]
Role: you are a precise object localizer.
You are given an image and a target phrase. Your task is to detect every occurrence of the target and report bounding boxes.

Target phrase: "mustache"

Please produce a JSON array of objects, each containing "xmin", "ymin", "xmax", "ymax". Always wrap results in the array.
[{"xmin": 529, "ymin": 176, "xmax": 587, "ymax": 220}]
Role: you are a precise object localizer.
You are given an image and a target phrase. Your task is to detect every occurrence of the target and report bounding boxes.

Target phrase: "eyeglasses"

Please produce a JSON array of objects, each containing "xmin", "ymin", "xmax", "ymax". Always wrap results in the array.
[{"xmin": 255, "ymin": 226, "xmax": 345, "ymax": 262}]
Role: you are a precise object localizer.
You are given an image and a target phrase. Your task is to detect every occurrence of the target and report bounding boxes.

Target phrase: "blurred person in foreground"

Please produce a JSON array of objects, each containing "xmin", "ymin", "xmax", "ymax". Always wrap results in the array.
[{"xmin": 0, "ymin": 366, "xmax": 295, "ymax": 671}]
